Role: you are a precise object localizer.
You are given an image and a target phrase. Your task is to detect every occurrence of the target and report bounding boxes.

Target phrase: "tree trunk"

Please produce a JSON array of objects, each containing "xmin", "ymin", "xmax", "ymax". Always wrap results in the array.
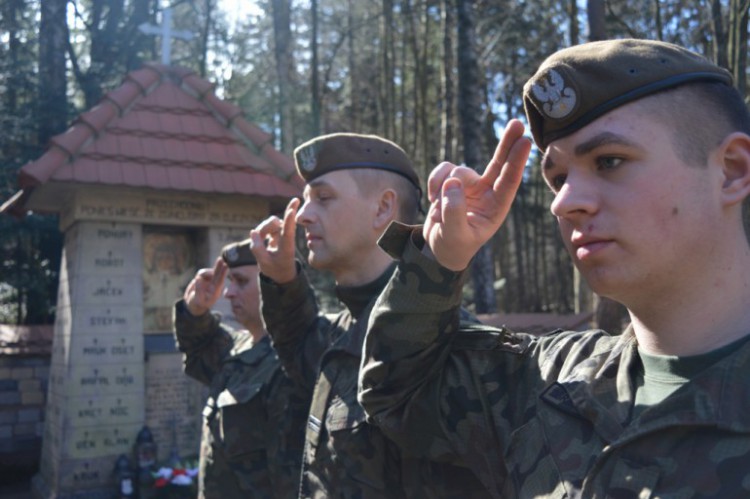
[
  {"xmin": 654, "ymin": 0, "xmax": 664, "ymax": 41},
  {"xmin": 2, "ymin": 0, "xmax": 21, "ymax": 118},
  {"xmin": 569, "ymin": 0, "xmax": 579, "ymax": 46},
  {"xmin": 728, "ymin": 0, "xmax": 749, "ymax": 97},
  {"xmin": 587, "ymin": 0, "xmax": 606, "ymax": 41},
  {"xmin": 39, "ymin": 0, "xmax": 69, "ymax": 145},
  {"xmin": 710, "ymin": 0, "xmax": 728, "ymax": 68},
  {"xmin": 399, "ymin": 10, "xmax": 408, "ymax": 147},
  {"xmin": 312, "ymin": 0, "xmax": 321, "ymax": 136},
  {"xmin": 380, "ymin": 0, "xmax": 395, "ymax": 138},
  {"xmin": 346, "ymin": 0, "xmax": 357, "ymax": 133},
  {"xmin": 272, "ymin": 0, "xmax": 295, "ymax": 152},
  {"xmin": 403, "ymin": 0, "xmax": 429, "ymax": 159},
  {"xmin": 197, "ymin": 0, "xmax": 215, "ymax": 78},
  {"xmin": 418, "ymin": 1, "xmax": 431, "ymax": 167},
  {"xmin": 441, "ymin": 0, "xmax": 456, "ymax": 161},
  {"xmin": 457, "ymin": 0, "xmax": 496, "ymax": 313}
]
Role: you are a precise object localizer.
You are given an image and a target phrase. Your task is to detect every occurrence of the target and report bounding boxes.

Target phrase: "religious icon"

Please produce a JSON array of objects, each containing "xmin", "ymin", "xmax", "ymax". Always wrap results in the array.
[{"xmin": 143, "ymin": 230, "xmax": 197, "ymax": 332}]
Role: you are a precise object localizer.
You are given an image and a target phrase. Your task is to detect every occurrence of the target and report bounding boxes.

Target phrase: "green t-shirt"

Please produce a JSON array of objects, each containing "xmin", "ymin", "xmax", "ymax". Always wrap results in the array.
[{"xmin": 633, "ymin": 332, "xmax": 750, "ymax": 414}]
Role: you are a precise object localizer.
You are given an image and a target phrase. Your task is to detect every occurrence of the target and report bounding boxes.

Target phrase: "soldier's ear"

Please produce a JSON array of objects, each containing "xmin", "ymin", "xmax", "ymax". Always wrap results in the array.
[
  {"xmin": 373, "ymin": 189, "xmax": 397, "ymax": 229},
  {"xmin": 716, "ymin": 132, "xmax": 750, "ymax": 208}
]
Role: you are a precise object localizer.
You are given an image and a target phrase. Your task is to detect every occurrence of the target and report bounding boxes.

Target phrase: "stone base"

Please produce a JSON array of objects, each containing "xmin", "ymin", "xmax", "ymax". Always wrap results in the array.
[{"xmin": 31, "ymin": 472, "xmax": 115, "ymax": 499}]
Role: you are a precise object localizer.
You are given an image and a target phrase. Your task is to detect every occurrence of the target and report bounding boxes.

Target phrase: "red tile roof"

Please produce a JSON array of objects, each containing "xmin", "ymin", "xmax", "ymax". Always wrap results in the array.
[{"xmin": 2, "ymin": 63, "xmax": 303, "ymax": 216}]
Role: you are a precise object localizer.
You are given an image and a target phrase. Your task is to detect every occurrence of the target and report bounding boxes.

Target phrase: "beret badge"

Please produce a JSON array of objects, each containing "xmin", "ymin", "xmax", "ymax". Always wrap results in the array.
[
  {"xmin": 297, "ymin": 144, "xmax": 318, "ymax": 172},
  {"xmin": 224, "ymin": 246, "xmax": 239, "ymax": 263},
  {"xmin": 221, "ymin": 239, "xmax": 256, "ymax": 267},
  {"xmin": 531, "ymin": 69, "xmax": 577, "ymax": 120}
]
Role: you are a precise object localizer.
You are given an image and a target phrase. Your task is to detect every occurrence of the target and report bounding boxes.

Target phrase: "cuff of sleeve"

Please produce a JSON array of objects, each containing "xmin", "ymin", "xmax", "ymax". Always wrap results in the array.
[
  {"xmin": 380, "ymin": 223, "xmax": 466, "ymax": 313},
  {"xmin": 259, "ymin": 260, "xmax": 308, "ymax": 299},
  {"xmin": 174, "ymin": 299, "xmax": 216, "ymax": 332},
  {"xmin": 173, "ymin": 300, "xmax": 222, "ymax": 352}
]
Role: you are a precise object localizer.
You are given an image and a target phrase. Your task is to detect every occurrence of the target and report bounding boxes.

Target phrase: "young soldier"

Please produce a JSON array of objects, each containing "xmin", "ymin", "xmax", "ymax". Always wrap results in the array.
[
  {"xmin": 250, "ymin": 133, "xmax": 489, "ymax": 498},
  {"xmin": 359, "ymin": 39, "xmax": 750, "ymax": 497},
  {"xmin": 173, "ymin": 240, "xmax": 309, "ymax": 498}
]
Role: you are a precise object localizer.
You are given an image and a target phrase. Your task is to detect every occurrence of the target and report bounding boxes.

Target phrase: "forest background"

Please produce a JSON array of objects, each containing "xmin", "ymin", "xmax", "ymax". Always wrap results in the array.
[{"xmin": 1, "ymin": 0, "xmax": 748, "ymax": 329}]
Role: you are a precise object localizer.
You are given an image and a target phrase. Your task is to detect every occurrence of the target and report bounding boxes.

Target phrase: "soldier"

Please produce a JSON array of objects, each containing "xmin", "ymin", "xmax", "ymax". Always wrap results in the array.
[
  {"xmin": 172, "ymin": 240, "xmax": 309, "ymax": 498},
  {"xmin": 250, "ymin": 133, "xmax": 490, "ymax": 498},
  {"xmin": 359, "ymin": 39, "xmax": 750, "ymax": 497}
]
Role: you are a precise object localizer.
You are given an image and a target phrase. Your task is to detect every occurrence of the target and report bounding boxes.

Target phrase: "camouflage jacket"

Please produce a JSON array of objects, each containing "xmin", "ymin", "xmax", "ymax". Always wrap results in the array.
[
  {"xmin": 359, "ymin": 223, "xmax": 750, "ymax": 498},
  {"xmin": 173, "ymin": 300, "xmax": 309, "ymax": 499},
  {"xmin": 260, "ymin": 265, "xmax": 490, "ymax": 499}
]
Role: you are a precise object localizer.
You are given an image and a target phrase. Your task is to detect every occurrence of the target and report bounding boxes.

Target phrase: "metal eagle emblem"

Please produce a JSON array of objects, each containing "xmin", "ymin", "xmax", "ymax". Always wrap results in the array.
[
  {"xmin": 225, "ymin": 246, "xmax": 239, "ymax": 263},
  {"xmin": 297, "ymin": 144, "xmax": 318, "ymax": 172},
  {"xmin": 531, "ymin": 69, "xmax": 577, "ymax": 119}
]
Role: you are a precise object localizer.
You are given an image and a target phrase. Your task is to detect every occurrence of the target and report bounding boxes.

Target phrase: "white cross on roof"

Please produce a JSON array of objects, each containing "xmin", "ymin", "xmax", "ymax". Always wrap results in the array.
[{"xmin": 139, "ymin": 8, "xmax": 194, "ymax": 66}]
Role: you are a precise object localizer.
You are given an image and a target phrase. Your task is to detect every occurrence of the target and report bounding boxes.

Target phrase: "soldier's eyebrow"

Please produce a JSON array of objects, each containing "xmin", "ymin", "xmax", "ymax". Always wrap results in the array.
[
  {"xmin": 574, "ymin": 132, "xmax": 639, "ymax": 156},
  {"xmin": 303, "ymin": 179, "xmax": 331, "ymax": 198},
  {"xmin": 308, "ymin": 178, "xmax": 331, "ymax": 189},
  {"xmin": 542, "ymin": 131, "xmax": 640, "ymax": 171}
]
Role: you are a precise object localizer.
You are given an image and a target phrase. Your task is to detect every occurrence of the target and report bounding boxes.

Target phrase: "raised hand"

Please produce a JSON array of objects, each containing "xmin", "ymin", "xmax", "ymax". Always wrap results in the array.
[
  {"xmin": 184, "ymin": 257, "xmax": 228, "ymax": 316},
  {"xmin": 249, "ymin": 197, "xmax": 300, "ymax": 284},
  {"xmin": 424, "ymin": 119, "xmax": 531, "ymax": 271}
]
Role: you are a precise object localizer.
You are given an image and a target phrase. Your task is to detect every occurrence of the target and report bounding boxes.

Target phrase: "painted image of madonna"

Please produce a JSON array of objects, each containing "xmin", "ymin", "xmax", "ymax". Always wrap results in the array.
[{"xmin": 143, "ymin": 231, "xmax": 197, "ymax": 332}]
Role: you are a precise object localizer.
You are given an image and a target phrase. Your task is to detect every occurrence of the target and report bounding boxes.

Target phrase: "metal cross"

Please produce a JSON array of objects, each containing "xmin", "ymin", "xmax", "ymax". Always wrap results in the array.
[{"xmin": 138, "ymin": 8, "xmax": 194, "ymax": 66}]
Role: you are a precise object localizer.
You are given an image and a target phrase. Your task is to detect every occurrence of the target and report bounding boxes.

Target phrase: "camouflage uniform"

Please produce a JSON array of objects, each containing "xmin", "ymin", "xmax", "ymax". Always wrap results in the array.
[
  {"xmin": 173, "ymin": 299, "xmax": 309, "ymax": 498},
  {"xmin": 359, "ymin": 223, "xmax": 750, "ymax": 498},
  {"xmin": 260, "ymin": 264, "xmax": 490, "ymax": 498}
]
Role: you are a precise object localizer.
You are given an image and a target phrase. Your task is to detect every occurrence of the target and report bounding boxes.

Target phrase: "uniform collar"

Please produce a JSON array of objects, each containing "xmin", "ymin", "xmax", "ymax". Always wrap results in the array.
[
  {"xmin": 230, "ymin": 333, "xmax": 273, "ymax": 364},
  {"xmin": 334, "ymin": 263, "xmax": 396, "ymax": 318}
]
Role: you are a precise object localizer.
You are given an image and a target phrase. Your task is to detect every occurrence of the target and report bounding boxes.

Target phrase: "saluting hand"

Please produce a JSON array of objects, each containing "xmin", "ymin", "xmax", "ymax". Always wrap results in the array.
[
  {"xmin": 184, "ymin": 257, "xmax": 228, "ymax": 317},
  {"xmin": 249, "ymin": 197, "xmax": 300, "ymax": 284},
  {"xmin": 424, "ymin": 119, "xmax": 531, "ymax": 271}
]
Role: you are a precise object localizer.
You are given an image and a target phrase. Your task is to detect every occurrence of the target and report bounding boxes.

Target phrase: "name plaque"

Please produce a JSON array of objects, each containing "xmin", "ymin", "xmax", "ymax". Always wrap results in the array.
[
  {"xmin": 48, "ymin": 363, "xmax": 144, "ymax": 397},
  {"xmin": 64, "ymin": 423, "xmax": 142, "ymax": 459},
  {"xmin": 73, "ymin": 305, "xmax": 142, "ymax": 335},
  {"xmin": 62, "ymin": 189, "xmax": 268, "ymax": 230}
]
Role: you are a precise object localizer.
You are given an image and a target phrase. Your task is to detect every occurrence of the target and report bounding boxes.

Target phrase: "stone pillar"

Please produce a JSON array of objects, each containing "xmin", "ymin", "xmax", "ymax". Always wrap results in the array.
[{"xmin": 34, "ymin": 222, "xmax": 144, "ymax": 498}]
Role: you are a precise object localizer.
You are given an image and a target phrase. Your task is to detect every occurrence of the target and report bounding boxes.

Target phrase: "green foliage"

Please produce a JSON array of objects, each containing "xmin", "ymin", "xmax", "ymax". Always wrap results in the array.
[
  {"xmin": 0, "ymin": 214, "xmax": 63, "ymax": 324},
  {"xmin": 1, "ymin": 0, "xmax": 62, "ymax": 324}
]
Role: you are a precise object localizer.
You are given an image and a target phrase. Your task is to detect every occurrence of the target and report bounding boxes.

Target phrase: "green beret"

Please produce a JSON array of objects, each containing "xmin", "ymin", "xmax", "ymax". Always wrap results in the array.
[
  {"xmin": 221, "ymin": 239, "xmax": 256, "ymax": 268},
  {"xmin": 523, "ymin": 39, "xmax": 733, "ymax": 149},
  {"xmin": 294, "ymin": 133, "xmax": 421, "ymax": 193}
]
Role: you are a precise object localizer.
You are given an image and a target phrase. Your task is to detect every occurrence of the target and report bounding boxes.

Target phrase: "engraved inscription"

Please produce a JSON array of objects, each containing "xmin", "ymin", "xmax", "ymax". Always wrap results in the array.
[
  {"xmin": 81, "ymin": 205, "xmax": 142, "ymax": 219},
  {"xmin": 145, "ymin": 198, "xmax": 206, "ymax": 222},
  {"xmin": 89, "ymin": 315, "xmax": 127, "ymax": 327},
  {"xmin": 94, "ymin": 250, "xmax": 125, "ymax": 268},
  {"xmin": 115, "ymin": 367, "xmax": 134, "ymax": 387},
  {"xmin": 96, "ymin": 228, "xmax": 133, "ymax": 240},
  {"xmin": 111, "ymin": 345, "xmax": 134, "ymax": 355},
  {"xmin": 92, "ymin": 280, "xmax": 123, "ymax": 297}
]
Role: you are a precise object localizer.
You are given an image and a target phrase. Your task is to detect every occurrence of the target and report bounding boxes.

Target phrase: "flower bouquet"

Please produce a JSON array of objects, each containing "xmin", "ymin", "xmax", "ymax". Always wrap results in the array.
[{"xmin": 151, "ymin": 460, "xmax": 199, "ymax": 499}]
